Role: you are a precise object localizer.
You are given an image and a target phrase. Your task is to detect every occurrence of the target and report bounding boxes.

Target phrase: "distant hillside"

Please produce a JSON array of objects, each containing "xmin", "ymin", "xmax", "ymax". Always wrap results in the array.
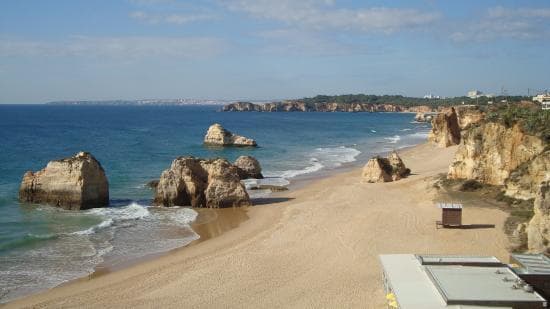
[
  {"xmin": 223, "ymin": 94, "xmax": 531, "ymax": 113},
  {"xmin": 46, "ymin": 99, "xmax": 231, "ymax": 106}
]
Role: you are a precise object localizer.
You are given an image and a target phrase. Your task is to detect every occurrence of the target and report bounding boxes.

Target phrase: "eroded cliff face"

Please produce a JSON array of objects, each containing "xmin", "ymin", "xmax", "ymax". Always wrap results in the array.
[
  {"xmin": 454, "ymin": 105, "xmax": 485, "ymax": 130},
  {"xmin": 153, "ymin": 157, "xmax": 251, "ymax": 208},
  {"xmin": 505, "ymin": 150, "xmax": 550, "ymax": 200},
  {"xmin": 526, "ymin": 182, "xmax": 550, "ymax": 254},
  {"xmin": 447, "ymin": 122, "xmax": 545, "ymax": 186},
  {"xmin": 428, "ymin": 107, "xmax": 461, "ymax": 147},
  {"xmin": 19, "ymin": 152, "xmax": 109, "ymax": 210}
]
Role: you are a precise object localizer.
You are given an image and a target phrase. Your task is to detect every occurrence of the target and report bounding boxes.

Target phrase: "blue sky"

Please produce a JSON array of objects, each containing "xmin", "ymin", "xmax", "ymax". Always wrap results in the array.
[{"xmin": 1, "ymin": 0, "xmax": 549, "ymax": 103}]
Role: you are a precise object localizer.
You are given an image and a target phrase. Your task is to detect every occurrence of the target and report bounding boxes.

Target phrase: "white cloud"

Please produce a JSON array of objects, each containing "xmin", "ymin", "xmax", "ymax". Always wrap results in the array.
[
  {"xmin": 256, "ymin": 29, "xmax": 369, "ymax": 56},
  {"xmin": 129, "ymin": 10, "xmax": 215, "ymax": 24},
  {"xmin": 222, "ymin": 0, "xmax": 440, "ymax": 33},
  {"xmin": 0, "ymin": 36, "xmax": 226, "ymax": 59},
  {"xmin": 451, "ymin": 6, "xmax": 550, "ymax": 42},
  {"xmin": 488, "ymin": 6, "xmax": 550, "ymax": 19}
]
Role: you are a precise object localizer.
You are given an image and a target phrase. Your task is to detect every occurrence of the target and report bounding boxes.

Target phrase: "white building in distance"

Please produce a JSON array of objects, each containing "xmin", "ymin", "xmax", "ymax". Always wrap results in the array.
[{"xmin": 467, "ymin": 90, "xmax": 483, "ymax": 99}]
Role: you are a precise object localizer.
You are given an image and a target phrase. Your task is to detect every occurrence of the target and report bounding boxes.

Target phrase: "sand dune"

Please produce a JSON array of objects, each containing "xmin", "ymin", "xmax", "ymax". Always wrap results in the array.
[{"xmin": 6, "ymin": 143, "xmax": 510, "ymax": 308}]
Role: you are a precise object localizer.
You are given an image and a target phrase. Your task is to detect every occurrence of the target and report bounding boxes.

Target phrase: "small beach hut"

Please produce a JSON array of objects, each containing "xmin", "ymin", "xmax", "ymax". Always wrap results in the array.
[{"xmin": 436, "ymin": 202, "xmax": 462, "ymax": 228}]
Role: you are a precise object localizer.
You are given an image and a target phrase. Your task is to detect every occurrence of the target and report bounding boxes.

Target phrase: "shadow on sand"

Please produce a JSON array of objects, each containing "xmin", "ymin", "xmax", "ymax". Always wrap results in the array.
[
  {"xmin": 447, "ymin": 224, "xmax": 496, "ymax": 229},
  {"xmin": 251, "ymin": 197, "xmax": 295, "ymax": 206}
]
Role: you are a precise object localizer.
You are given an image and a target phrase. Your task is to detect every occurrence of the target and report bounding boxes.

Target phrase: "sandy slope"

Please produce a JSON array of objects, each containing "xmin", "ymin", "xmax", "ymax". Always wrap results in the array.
[{"xmin": 6, "ymin": 143, "xmax": 510, "ymax": 308}]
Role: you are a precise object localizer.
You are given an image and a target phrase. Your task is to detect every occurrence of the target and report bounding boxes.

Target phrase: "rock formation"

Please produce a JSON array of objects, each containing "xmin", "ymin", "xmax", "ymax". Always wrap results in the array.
[
  {"xmin": 19, "ymin": 152, "xmax": 109, "ymax": 210},
  {"xmin": 362, "ymin": 151, "xmax": 410, "ymax": 183},
  {"xmin": 153, "ymin": 157, "xmax": 251, "ymax": 208},
  {"xmin": 428, "ymin": 107, "xmax": 461, "ymax": 147},
  {"xmin": 204, "ymin": 124, "xmax": 257, "ymax": 147},
  {"xmin": 222, "ymin": 101, "xmax": 408, "ymax": 113},
  {"xmin": 454, "ymin": 105, "xmax": 485, "ymax": 130},
  {"xmin": 234, "ymin": 156, "xmax": 263, "ymax": 179},
  {"xmin": 447, "ymin": 122, "xmax": 545, "ymax": 187},
  {"xmin": 414, "ymin": 112, "xmax": 433, "ymax": 123},
  {"xmin": 505, "ymin": 150, "xmax": 550, "ymax": 200},
  {"xmin": 526, "ymin": 182, "xmax": 550, "ymax": 253}
]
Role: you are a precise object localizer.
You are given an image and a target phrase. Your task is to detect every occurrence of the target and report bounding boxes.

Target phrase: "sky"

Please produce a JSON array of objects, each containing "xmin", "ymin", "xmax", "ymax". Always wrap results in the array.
[{"xmin": 1, "ymin": 0, "xmax": 550, "ymax": 103}]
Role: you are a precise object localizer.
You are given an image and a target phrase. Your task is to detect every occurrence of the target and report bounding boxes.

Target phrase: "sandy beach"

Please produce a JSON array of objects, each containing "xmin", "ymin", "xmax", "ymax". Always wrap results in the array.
[{"xmin": 5, "ymin": 143, "xmax": 511, "ymax": 308}]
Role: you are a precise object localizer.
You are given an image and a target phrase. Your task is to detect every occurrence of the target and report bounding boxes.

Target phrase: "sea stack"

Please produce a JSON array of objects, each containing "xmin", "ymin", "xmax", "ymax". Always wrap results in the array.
[
  {"xmin": 204, "ymin": 123, "xmax": 257, "ymax": 147},
  {"xmin": 234, "ymin": 156, "xmax": 263, "ymax": 179},
  {"xmin": 153, "ymin": 157, "xmax": 251, "ymax": 208},
  {"xmin": 19, "ymin": 152, "xmax": 109, "ymax": 210},
  {"xmin": 362, "ymin": 151, "xmax": 410, "ymax": 183}
]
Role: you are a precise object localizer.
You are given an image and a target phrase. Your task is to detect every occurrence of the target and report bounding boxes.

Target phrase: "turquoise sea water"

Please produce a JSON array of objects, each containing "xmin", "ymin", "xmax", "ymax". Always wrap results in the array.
[{"xmin": 0, "ymin": 104, "xmax": 430, "ymax": 301}]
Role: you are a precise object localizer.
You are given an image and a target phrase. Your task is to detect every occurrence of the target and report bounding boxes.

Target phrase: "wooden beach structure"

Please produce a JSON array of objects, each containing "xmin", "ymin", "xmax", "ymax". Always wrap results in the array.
[{"xmin": 436, "ymin": 202, "xmax": 462, "ymax": 228}]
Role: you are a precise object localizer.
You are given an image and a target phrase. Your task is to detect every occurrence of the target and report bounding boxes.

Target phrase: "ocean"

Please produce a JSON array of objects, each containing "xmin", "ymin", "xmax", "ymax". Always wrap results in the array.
[{"xmin": 0, "ymin": 104, "xmax": 430, "ymax": 302}]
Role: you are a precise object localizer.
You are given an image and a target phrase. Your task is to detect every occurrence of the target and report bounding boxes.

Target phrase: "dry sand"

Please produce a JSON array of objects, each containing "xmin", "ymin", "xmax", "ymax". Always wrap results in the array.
[{"xmin": 5, "ymin": 143, "xmax": 511, "ymax": 308}]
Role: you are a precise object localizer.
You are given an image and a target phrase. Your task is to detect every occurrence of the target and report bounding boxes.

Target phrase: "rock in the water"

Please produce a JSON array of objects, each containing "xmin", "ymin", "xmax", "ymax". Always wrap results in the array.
[
  {"xmin": 146, "ymin": 180, "xmax": 159, "ymax": 189},
  {"xmin": 428, "ymin": 107, "xmax": 461, "ymax": 147},
  {"xmin": 526, "ymin": 182, "xmax": 550, "ymax": 254},
  {"xmin": 153, "ymin": 157, "xmax": 251, "ymax": 208},
  {"xmin": 414, "ymin": 112, "xmax": 432, "ymax": 122},
  {"xmin": 204, "ymin": 123, "xmax": 257, "ymax": 147},
  {"xmin": 234, "ymin": 156, "xmax": 263, "ymax": 179},
  {"xmin": 362, "ymin": 151, "xmax": 410, "ymax": 183},
  {"xmin": 19, "ymin": 152, "xmax": 109, "ymax": 210}
]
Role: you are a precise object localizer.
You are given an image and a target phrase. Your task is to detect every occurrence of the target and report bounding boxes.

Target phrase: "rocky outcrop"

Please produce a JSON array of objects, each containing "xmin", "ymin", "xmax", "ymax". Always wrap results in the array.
[
  {"xmin": 405, "ymin": 105, "xmax": 433, "ymax": 113},
  {"xmin": 454, "ymin": 105, "xmax": 485, "ymax": 130},
  {"xmin": 447, "ymin": 122, "xmax": 545, "ymax": 187},
  {"xmin": 526, "ymin": 182, "xmax": 550, "ymax": 253},
  {"xmin": 505, "ymin": 150, "xmax": 550, "ymax": 200},
  {"xmin": 234, "ymin": 156, "xmax": 263, "ymax": 179},
  {"xmin": 19, "ymin": 152, "xmax": 109, "ymax": 210},
  {"xmin": 204, "ymin": 124, "xmax": 257, "ymax": 147},
  {"xmin": 428, "ymin": 107, "xmax": 461, "ymax": 147},
  {"xmin": 362, "ymin": 151, "xmax": 410, "ymax": 183},
  {"xmin": 414, "ymin": 112, "xmax": 433, "ymax": 122},
  {"xmin": 222, "ymin": 101, "xmax": 408, "ymax": 113},
  {"xmin": 153, "ymin": 157, "xmax": 251, "ymax": 208}
]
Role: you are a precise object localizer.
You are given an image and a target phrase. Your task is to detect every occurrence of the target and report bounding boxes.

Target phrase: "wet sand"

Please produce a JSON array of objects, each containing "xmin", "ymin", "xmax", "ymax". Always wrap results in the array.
[{"xmin": 5, "ymin": 143, "xmax": 511, "ymax": 308}]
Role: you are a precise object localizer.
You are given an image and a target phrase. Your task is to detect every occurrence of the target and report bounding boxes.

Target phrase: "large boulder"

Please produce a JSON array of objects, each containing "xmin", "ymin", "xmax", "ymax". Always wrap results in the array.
[
  {"xmin": 526, "ymin": 182, "xmax": 550, "ymax": 254},
  {"xmin": 387, "ymin": 151, "xmax": 411, "ymax": 181},
  {"xmin": 153, "ymin": 157, "xmax": 251, "ymax": 208},
  {"xmin": 204, "ymin": 123, "xmax": 257, "ymax": 147},
  {"xmin": 362, "ymin": 157, "xmax": 392, "ymax": 183},
  {"xmin": 234, "ymin": 156, "xmax": 263, "ymax": 179},
  {"xmin": 428, "ymin": 107, "xmax": 461, "ymax": 147},
  {"xmin": 19, "ymin": 152, "xmax": 109, "ymax": 210},
  {"xmin": 362, "ymin": 151, "xmax": 410, "ymax": 183}
]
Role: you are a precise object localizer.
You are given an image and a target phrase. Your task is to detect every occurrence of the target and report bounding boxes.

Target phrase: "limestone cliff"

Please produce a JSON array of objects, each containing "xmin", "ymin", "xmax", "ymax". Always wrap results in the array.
[
  {"xmin": 19, "ymin": 152, "xmax": 109, "ymax": 210},
  {"xmin": 222, "ymin": 101, "xmax": 416, "ymax": 113},
  {"xmin": 526, "ymin": 182, "xmax": 550, "ymax": 254},
  {"xmin": 505, "ymin": 150, "xmax": 550, "ymax": 200},
  {"xmin": 428, "ymin": 107, "xmax": 461, "ymax": 147},
  {"xmin": 153, "ymin": 157, "xmax": 251, "ymax": 208},
  {"xmin": 204, "ymin": 123, "xmax": 257, "ymax": 147},
  {"xmin": 447, "ymin": 122, "xmax": 545, "ymax": 187}
]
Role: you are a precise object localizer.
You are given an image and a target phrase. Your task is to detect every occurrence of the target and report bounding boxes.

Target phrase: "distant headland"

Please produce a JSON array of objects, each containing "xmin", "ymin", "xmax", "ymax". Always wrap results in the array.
[{"xmin": 222, "ymin": 94, "xmax": 532, "ymax": 112}]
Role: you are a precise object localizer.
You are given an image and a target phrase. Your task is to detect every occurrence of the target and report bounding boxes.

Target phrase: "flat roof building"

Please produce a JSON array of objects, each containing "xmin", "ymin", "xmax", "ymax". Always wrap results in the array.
[{"xmin": 380, "ymin": 254, "xmax": 548, "ymax": 308}]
